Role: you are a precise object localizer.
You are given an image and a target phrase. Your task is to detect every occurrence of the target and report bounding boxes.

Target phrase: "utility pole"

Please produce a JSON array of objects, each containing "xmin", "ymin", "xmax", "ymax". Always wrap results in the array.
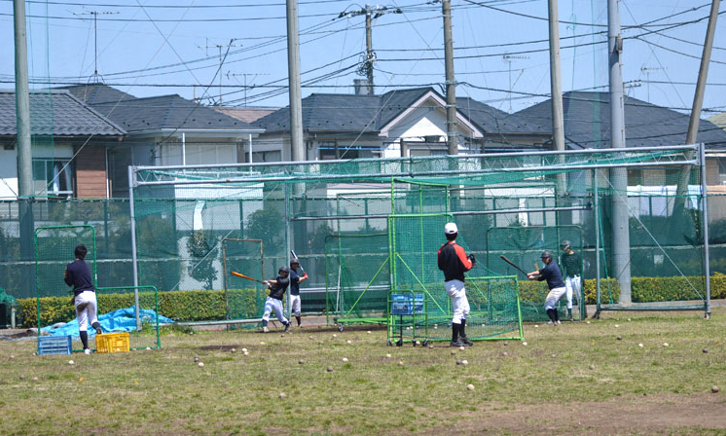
[
  {"xmin": 74, "ymin": 10, "xmax": 119, "ymax": 81},
  {"xmin": 14, "ymin": 0, "xmax": 34, "ymax": 299},
  {"xmin": 286, "ymin": 0, "xmax": 304, "ymax": 163},
  {"xmin": 340, "ymin": 4, "xmax": 401, "ymax": 96},
  {"xmin": 674, "ymin": 0, "xmax": 720, "ymax": 215},
  {"xmin": 547, "ymin": 0, "xmax": 567, "ymax": 195},
  {"xmin": 443, "ymin": 0, "xmax": 458, "ymax": 155},
  {"xmin": 198, "ymin": 39, "xmax": 241, "ymax": 105},
  {"xmin": 607, "ymin": 0, "xmax": 632, "ymax": 304}
]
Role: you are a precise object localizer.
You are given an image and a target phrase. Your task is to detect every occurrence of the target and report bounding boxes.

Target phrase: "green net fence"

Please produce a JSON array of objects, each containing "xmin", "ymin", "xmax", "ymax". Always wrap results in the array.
[{"xmin": 1, "ymin": 145, "xmax": 720, "ymax": 329}]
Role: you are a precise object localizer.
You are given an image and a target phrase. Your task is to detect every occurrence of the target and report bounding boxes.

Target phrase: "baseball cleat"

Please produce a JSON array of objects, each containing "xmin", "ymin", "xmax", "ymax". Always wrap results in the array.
[
  {"xmin": 284, "ymin": 323, "xmax": 291, "ymax": 332},
  {"xmin": 83, "ymin": 349, "xmax": 91, "ymax": 355},
  {"xmin": 262, "ymin": 326, "xmax": 269, "ymax": 333}
]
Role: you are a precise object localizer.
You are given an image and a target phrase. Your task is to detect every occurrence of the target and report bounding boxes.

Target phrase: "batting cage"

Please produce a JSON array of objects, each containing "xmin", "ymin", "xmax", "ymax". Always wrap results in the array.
[
  {"xmin": 125, "ymin": 143, "xmax": 712, "ymax": 339},
  {"xmin": 34, "ymin": 226, "xmax": 161, "ymax": 351}
]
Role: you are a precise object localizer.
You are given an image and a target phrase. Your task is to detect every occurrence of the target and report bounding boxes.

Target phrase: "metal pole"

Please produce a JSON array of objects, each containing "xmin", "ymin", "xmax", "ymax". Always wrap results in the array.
[
  {"xmin": 94, "ymin": 13, "xmax": 98, "ymax": 76},
  {"xmin": 128, "ymin": 165, "xmax": 141, "ymax": 329},
  {"xmin": 548, "ymin": 0, "xmax": 567, "ymax": 194},
  {"xmin": 594, "ymin": 169, "xmax": 601, "ymax": 315},
  {"xmin": 286, "ymin": 0, "xmax": 304, "ymax": 163},
  {"xmin": 365, "ymin": 5, "xmax": 374, "ymax": 95},
  {"xmin": 181, "ymin": 132, "xmax": 186, "ymax": 166},
  {"xmin": 248, "ymin": 133, "xmax": 253, "ymax": 164},
  {"xmin": 607, "ymin": 0, "xmax": 632, "ymax": 303},
  {"xmin": 14, "ymin": 0, "xmax": 32, "ymax": 199},
  {"xmin": 675, "ymin": 0, "xmax": 720, "ymax": 214},
  {"xmin": 443, "ymin": 0, "xmax": 458, "ymax": 155},
  {"xmin": 700, "ymin": 143, "xmax": 712, "ymax": 318}
]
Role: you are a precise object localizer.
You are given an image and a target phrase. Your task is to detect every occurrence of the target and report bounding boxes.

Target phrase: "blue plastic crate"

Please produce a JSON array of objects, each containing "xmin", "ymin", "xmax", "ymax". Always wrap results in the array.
[{"xmin": 38, "ymin": 335, "xmax": 73, "ymax": 355}]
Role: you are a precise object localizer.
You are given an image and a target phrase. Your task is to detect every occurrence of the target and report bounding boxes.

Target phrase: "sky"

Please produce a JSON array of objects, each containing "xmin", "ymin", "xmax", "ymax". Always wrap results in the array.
[{"xmin": 0, "ymin": 0, "xmax": 725, "ymax": 119}]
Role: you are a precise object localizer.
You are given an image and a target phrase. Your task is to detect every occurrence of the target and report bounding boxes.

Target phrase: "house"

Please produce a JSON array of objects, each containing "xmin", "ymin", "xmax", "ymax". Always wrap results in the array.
[
  {"xmin": 0, "ymin": 89, "xmax": 126, "ymax": 199},
  {"xmin": 252, "ymin": 87, "xmax": 552, "ymax": 161},
  {"xmin": 61, "ymin": 84, "xmax": 265, "ymax": 197},
  {"xmin": 517, "ymin": 91, "xmax": 726, "ymax": 186}
]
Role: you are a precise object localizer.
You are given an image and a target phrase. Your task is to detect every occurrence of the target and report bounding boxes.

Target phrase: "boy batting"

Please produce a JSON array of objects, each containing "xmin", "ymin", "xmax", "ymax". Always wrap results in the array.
[
  {"xmin": 527, "ymin": 250, "xmax": 566, "ymax": 325},
  {"xmin": 261, "ymin": 266, "xmax": 292, "ymax": 333}
]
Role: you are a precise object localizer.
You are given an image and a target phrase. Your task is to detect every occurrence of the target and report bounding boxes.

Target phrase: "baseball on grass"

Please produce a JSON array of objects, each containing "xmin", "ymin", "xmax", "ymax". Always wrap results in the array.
[
  {"xmin": 466, "ymin": 384, "xmax": 475, "ymax": 391},
  {"xmin": 198, "ymin": 362, "xmax": 204, "ymax": 367},
  {"xmin": 522, "ymin": 342, "xmax": 528, "ymax": 346},
  {"xmin": 638, "ymin": 343, "xmax": 644, "ymax": 348},
  {"xmin": 346, "ymin": 340, "xmax": 352, "ymax": 344},
  {"xmin": 279, "ymin": 393, "xmax": 287, "ymax": 399},
  {"xmin": 712, "ymin": 386, "xmax": 720, "ymax": 393},
  {"xmin": 461, "ymin": 359, "xmax": 468, "ymax": 366},
  {"xmin": 459, "ymin": 346, "xmax": 465, "ymax": 351},
  {"xmin": 298, "ymin": 359, "xmax": 305, "ymax": 365},
  {"xmin": 68, "ymin": 360, "xmax": 74, "ymax": 365},
  {"xmin": 326, "ymin": 366, "xmax": 334, "ymax": 372},
  {"xmin": 342, "ymin": 357, "xmax": 348, "ymax": 363},
  {"xmin": 385, "ymin": 354, "xmax": 391, "ymax": 358}
]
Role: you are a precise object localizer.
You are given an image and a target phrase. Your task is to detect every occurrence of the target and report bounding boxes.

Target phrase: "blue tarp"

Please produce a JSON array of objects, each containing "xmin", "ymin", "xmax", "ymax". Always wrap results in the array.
[{"xmin": 42, "ymin": 307, "xmax": 174, "ymax": 337}]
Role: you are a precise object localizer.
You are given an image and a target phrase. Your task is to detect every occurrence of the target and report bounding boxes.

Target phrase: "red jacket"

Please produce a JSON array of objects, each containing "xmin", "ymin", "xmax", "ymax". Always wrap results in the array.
[{"xmin": 437, "ymin": 241, "xmax": 473, "ymax": 282}]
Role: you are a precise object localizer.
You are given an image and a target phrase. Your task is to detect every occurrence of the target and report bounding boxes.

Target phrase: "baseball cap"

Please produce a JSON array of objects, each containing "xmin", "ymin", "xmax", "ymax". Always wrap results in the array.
[{"xmin": 444, "ymin": 222, "xmax": 458, "ymax": 235}]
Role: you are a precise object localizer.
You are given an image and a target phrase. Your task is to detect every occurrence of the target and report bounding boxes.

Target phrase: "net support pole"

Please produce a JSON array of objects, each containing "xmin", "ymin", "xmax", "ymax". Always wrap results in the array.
[
  {"xmin": 594, "ymin": 169, "xmax": 602, "ymax": 315},
  {"xmin": 700, "ymin": 143, "xmax": 711, "ymax": 318},
  {"xmin": 128, "ymin": 165, "xmax": 141, "ymax": 330}
]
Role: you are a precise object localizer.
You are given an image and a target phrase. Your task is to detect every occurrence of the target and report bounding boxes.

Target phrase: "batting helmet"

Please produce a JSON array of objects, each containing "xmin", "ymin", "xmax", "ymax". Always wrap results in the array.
[
  {"xmin": 278, "ymin": 265, "xmax": 289, "ymax": 274},
  {"xmin": 560, "ymin": 240, "xmax": 572, "ymax": 250},
  {"xmin": 541, "ymin": 250, "xmax": 554, "ymax": 260},
  {"xmin": 290, "ymin": 258, "xmax": 300, "ymax": 266}
]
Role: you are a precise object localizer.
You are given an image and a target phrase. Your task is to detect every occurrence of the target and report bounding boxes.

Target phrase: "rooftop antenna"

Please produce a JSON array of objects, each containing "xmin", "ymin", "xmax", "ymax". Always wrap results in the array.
[
  {"xmin": 640, "ymin": 66, "xmax": 667, "ymax": 102},
  {"xmin": 502, "ymin": 54, "xmax": 528, "ymax": 113},
  {"xmin": 198, "ymin": 38, "xmax": 242, "ymax": 105},
  {"xmin": 226, "ymin": 72, "xmax": 270, "ymax": 107},
  {"xmin": 74, "ymin": 10, "xmax": 119, "ymax": 82}
]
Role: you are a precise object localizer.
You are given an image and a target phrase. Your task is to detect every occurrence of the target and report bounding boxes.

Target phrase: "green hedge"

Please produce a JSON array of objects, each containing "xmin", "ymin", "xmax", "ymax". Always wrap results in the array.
[{"xmin": 18, "ymin": 288, "xmax": 261, "ymax": 327}]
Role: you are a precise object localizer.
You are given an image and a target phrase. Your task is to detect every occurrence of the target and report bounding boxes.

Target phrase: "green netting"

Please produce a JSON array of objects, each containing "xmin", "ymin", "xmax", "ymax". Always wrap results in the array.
[
  {"xmin": 96, "ymin": 286, "xmax": 161, "ymax": 350},
  {"xmin": 325, "ymin": 233, "xmax": 390, "ymax": 325},
  {"xmin": 487, "ymin": 225, "xmax": 584, "ymax": 322},
  {"xmin": 222, "ymin": 238, "xmax": 266, "ymax": 320}
]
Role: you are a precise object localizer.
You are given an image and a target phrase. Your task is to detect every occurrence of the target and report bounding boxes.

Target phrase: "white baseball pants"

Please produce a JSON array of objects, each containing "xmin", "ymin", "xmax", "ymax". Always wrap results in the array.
[
  {"xmin": 262, "ymin": 297, "xmax": 288, "ymax": 324},
  {"xmin": 74, "ymin": 290, "xmax": 98, "ymax": 333},
  {"xmin": 545, "ymin": 286, "xmax": 567, "ymax": 311},
  {"xmin": 565, "ymin": 275, "xmax": 582, "ymax": 310},
  {"xmin": 290, "ymin": 294, "xmax": 301, "ymax": 316},
  {"xmin": 445, "ymin": 280, "xmax": 470, "ymax": 324}
]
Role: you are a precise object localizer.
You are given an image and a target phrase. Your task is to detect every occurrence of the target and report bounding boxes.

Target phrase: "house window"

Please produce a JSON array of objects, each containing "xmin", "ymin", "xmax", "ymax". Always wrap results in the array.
[
  {"xmin": 249, "ymin": 150, "xmax": 282, "ymax": 163},
  {"xmin": 319, "ymin": 141, "xmax": 378, "ymax": 159},
  {"xmin": 33, "ymin": 158, "xmax": 73, "ymax": 198}
]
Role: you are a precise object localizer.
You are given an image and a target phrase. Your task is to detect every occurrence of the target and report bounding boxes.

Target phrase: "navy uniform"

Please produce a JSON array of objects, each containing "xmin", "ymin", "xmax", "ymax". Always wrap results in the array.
[
  {"xmin": 437, "ymin": 222, "xmax": 476, "ymax": 347},
  {"xmin": 528, "ymin": 250, "xmax": 566, "ymax": 325},
  {"xmin": 65, "ymin": 245, "xmax": 103, "ymax": 354},
  {"xmin": 261, "ymin": 266, "xmax": 291, "ymax": 333},
  {"xmin": 289, "ymin": 258, "xmax": 308, "ymax": 327}
]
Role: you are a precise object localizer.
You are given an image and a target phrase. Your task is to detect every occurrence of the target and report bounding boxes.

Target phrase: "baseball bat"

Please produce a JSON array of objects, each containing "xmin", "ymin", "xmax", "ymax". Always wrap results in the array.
[
  {"xmin": 231, "ymin": 271, "xmax": 265, "ymax": 284},
  {"xmin": 499, "ymin": 255, "xmax": 529, "ymax": 276},
  {"xmin": 290, "ymin": 249, "xmax": 298, "ymax": 260}
]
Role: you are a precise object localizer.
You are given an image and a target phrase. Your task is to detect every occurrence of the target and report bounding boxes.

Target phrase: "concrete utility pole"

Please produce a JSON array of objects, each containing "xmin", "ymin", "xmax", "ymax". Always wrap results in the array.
[
  {"xmin": 674, "ymin": 0, "xmax": 720, "ymax": 214},
  {"xmin": 286, "ymin": 0, "xmax": 304, "ymax": 162},
  {"xmin": 547, "ymin": 0, "xmax": 567, "ymax": 195},
  {"xmin": 14, "ymin": 0, "xmax": 34, "ymax": 299},
  {"xmin": 607, "ymin": 0, "xmax": 632, "ymax": 304},
  {"xmin": 341, "ymin": 5, "xmax": 401, "ymax": 96},
  {"xmin": 442, "ymin": 0, "xmax": 458, "ymax": 155}
]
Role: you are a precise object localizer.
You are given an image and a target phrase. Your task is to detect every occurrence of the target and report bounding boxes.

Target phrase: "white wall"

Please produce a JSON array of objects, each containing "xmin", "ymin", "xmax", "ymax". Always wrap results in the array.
[{"xmin": 0, "ymin": 148, "xmax": 18, "ymax": 199}]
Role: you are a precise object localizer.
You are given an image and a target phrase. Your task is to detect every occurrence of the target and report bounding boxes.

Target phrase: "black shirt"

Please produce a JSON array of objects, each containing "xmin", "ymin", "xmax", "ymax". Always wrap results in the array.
[
  {"xmin": 64, "ymin": 259, "xmax": 95, "ymax": 296},
  {"xmin": 538, "ymin": 260, "xmax": 565, "ymax": 290},
  {"xmin": 268, "ymin": 275, "xmax": 290, "ymax": 300},
  {"xmin": 437, "ymin": 241, "xmax": 473, "ymax": 282},
  {"xmin": 560, "ymin": 251, "xmax": 582, "ymax": 277},
  {"xmin": 290, "ymin": 267, "xmax": 307, "ymax": 296}
]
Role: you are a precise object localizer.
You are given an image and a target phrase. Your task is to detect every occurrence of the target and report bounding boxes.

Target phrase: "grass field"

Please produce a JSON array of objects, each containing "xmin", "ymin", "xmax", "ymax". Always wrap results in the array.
[{"xmin": 1, "ymin": 309, "xmax": 726, "ymax": 436}]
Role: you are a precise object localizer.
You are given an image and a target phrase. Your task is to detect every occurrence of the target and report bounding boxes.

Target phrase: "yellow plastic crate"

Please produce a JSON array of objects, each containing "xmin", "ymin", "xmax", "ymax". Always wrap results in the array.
[{"xmin": 95, "ymin": 332, "xmax": 130, "ymax": 354}]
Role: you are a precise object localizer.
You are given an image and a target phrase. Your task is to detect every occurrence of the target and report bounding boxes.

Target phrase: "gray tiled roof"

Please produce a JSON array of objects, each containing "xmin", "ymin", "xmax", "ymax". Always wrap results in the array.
[
  {"xmin": 59, "ymin": 83, "xmax": 137, "ymax": 106},
  {"xmin": 63, "ymin": 84, "xmax": 257, "ymax": 132},
  {"xmin": 255, "ymin": 87, "xmax": 550, "ymax": 137},
  {"xmin": 0, "ymin": 89, "xmax": 125, "ymax": 136},
  {"xmin": 88, "ymin": 94, "xmax": 256, "ymax": 132},
  {"xmin": 517, "ymin": 91, "xmax": 726, "ymax": 149}
]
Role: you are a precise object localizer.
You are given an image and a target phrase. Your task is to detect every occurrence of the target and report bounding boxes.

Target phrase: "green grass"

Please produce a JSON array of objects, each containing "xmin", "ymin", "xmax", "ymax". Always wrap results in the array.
[{"xmin": 1, "ymin": 310, "xmax": 726, "ymax": 436}]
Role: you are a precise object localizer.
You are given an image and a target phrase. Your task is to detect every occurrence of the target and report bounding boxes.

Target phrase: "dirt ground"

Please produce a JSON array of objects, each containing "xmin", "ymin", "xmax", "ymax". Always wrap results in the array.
[{"xmin": 417, "ymin": 393, "xmax": 726, "ymax": 436}]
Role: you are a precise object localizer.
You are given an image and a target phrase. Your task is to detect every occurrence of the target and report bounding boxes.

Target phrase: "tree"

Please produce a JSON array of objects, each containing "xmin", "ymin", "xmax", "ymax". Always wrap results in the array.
[
  {"xmin": 246, "ymin": 208, "xmax": 285, "ymax": 256},
  {"xmin": 186, "ymin": 230, "xmax": 218, "ymax": 290}
]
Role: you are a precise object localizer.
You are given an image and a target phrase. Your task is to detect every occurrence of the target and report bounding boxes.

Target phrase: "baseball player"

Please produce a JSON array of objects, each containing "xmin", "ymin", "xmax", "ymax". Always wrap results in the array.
[
  {"xmin": 289, "ymin": 258, "xmax": 308, "ymax": 327},
  {"xmin": 261, "ymin": 266, "xmax": 291, "ymax": 333},
  {"xmin": 64, "ymin": 245, "xmax": 103, "ymax": 354},
  {"xmin": 437, "ymin": 222, "xmax": 476, "ymax": 347},
  {"xmin": 527, "ymin": 250, "xmax": 566, "ymax": 325},
  {"xmin": 560, "ymin": 240, "xmax": 583, "ymax": 320}
]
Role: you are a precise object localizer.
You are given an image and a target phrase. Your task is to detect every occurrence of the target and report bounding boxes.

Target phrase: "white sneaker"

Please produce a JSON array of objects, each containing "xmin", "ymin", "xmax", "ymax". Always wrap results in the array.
[
  {"xmin": 547, "ymin": 321, "xmax": 555, "ymax": 325},
  {"xmin": 262, "ymin": 326, "xmax": 269, "ymax": 333},
  {"xmin": 84, "ymin": 348, "xmax": 91, "ymax": 355},
  {"xmin": 556, "ymin": 320, "xmax": 562, "ymax": 325}
]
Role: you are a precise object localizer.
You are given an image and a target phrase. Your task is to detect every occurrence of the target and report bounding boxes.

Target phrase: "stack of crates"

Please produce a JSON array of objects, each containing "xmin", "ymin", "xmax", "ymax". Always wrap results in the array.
[
  {"xmin": 38, "ymin": 336, "xmax": 73, "ymax": 355},
  {"xmin": 95, "ymin": 332, "xmax": 130, "ymax": 353}
]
